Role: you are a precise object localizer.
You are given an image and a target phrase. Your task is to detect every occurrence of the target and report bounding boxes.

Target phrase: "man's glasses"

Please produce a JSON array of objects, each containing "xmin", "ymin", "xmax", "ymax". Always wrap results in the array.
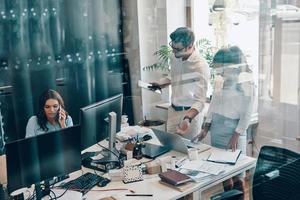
[{"xmin": 169, "ymin": 41, "xmax": 186, "ymax": 52}]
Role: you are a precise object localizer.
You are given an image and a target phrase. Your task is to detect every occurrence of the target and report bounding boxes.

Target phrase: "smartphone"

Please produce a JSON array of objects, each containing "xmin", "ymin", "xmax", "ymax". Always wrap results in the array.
[{"xmin": 56, "ymin": 105, "xmax": 61, "ymax": 121}]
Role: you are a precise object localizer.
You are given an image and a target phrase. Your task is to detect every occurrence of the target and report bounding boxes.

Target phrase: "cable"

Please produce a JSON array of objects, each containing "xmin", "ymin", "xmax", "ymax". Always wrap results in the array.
[
  {"xmin": 54, "ymin": 187, "xmax": 70, "ymax": 199},
  {"xmin": 22, "ymin": 189, "xmax": 32, "ymax": 200},
  {"xmin": 49, "ymin": 189, "xmax": 57, "ymax": 200},
  {"xmin": 97, "ymin": 143, "xmax": 122, "ymax": 167},
  {"xmin": 97, "ymin": 142, "xmax": 120, "ymax": 158},
  {"xmin": 52, "ymin": 187, "xmax": 134, "ymax": 193},
  {"xmin": 50, "ymin": 180, "xmax": 57, "ymax": 189},
  {"xmin": 26, "ymin": 190, "xmax": 36, "ymax": 200}
]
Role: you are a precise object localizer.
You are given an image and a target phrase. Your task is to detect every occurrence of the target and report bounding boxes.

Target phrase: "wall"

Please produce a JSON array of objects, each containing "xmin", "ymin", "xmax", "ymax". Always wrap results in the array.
[
  {"xmin": 138, "ymin": 0, "xmax": 186, "ymax": 121},
  {"xmin": 123, "ymin": 0, "xmax": 187, "ymax": 122},
  {"xmin": 122, "ymin": 0, "xmax": 143, "ymax": 124}
]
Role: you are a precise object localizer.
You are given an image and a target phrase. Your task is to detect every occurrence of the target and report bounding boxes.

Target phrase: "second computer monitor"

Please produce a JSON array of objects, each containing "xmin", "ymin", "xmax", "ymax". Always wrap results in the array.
[
  {"xmin": 80, "ymin": 94, "xmax": 123, "ymax": 151},
  {"xmin": 6, "ymin": 125, "xmax": 81, "ymax": 193}
]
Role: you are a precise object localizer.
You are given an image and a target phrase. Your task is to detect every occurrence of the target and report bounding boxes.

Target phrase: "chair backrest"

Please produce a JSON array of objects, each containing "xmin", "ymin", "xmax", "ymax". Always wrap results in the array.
[{"xmin": 253, "ymin": 146, "xmax": 300, "ymax": 200}]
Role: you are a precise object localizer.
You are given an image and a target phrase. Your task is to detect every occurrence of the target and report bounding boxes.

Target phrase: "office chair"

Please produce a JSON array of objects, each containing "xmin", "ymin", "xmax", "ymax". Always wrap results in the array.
[{"xmin": 211, "ymin": 146, "xmax": 300, "ymax": 200}]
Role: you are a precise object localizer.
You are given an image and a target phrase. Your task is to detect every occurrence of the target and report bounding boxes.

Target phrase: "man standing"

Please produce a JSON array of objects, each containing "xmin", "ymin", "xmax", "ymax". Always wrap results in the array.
[{"xmin": 153, "ymin": 27, "xmax": 210, "ymax": 139}]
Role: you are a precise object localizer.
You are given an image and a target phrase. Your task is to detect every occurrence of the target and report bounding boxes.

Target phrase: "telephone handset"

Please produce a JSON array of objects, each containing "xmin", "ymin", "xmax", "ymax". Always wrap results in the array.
[
  {"xmin": 56, "ymin": 105, "xmax": 61, "ymax": 121},
  {"xmin": 56, "ymin": 106, "xmax": 68, "ymax": 122}
]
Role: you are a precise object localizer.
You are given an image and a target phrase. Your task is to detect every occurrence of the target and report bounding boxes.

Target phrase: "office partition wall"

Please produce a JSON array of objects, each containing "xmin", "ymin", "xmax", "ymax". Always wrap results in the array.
[{"xmin": 0, "ymin": 0, "xmax": 132, "ymax": 144}]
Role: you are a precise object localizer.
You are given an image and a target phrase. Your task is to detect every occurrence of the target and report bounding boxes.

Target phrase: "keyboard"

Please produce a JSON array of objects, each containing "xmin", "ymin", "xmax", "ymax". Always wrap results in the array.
[{"xmin": 58, "ymin": 172, "xmax": 110, "ymax": 194}]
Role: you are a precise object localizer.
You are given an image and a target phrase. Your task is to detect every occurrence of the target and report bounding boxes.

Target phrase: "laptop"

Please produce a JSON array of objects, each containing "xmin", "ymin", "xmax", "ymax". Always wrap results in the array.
[
  {"xmin": 141, "ymin": 143, "xmax": 171, "ymax": 158},
  {"xmin": 152, "ymin": 129, "xmax": 211, "ymax": 154}
]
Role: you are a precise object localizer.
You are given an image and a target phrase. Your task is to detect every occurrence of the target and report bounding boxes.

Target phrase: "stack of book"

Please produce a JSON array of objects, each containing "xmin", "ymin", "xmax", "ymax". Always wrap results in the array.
[{"xmin": 158, "ymin": 169, "xmax": 194, "ymax": 192}]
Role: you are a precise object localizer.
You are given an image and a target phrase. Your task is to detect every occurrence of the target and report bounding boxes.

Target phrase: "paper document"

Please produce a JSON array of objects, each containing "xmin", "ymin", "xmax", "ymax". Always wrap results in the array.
[
  {"xmin": 182, "ymin": 138, "xmax": 211, "ymax": 152},
  {"xmin": 178, "ymin": 168, "xmax": 213, "ymax": 182},
  {"xmin": 138, "ymin": 80, "xmax": 161, "ymax": 94},
  {"xmin": 181, "ymin": 160, "xmax": 227, "ymax": 175},
  {"xmin": 207, "ymin": 149, "xmax": 242, "ymax": 165}
]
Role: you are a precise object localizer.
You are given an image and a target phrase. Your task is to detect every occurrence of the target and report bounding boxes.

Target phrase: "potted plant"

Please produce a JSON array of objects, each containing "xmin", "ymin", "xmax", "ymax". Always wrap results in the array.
[
  {"xmin": 143, "ymin": 38, "xmax": 217, "ymax": 86},
  {"xmin": 142, "ymin": 45, "xmax": 172, "ymax": 72}
]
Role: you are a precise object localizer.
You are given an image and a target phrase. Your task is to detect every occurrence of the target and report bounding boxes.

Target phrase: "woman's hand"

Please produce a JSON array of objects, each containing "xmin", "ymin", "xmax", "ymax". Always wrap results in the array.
[
  {"xmin": 58, "ymin": 107, "xmax": 67, "ymax": 128},
  {"xmin": 227, "ymin": 132, "xmax": 240, "ymax": 151},
  {"xmin": 191, "ymin": 128, "xmax": 208, "ymax": 143}
]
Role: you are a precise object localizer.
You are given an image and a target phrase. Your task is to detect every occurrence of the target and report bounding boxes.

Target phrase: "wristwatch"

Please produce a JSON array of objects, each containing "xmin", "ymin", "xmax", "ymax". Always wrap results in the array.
[
  {"xmin": 183, "ymin": 116, "xmax": 192, "ymax": 123},
  {"xmin": 202, "ymin": 122, "xmax": 211, "ymax": 129}
]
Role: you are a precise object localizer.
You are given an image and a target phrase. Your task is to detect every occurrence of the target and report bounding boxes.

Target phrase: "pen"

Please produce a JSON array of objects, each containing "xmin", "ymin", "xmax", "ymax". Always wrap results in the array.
[{"xmin": 125, "ymin": 194, "xmax": 153, "ymax": 197}]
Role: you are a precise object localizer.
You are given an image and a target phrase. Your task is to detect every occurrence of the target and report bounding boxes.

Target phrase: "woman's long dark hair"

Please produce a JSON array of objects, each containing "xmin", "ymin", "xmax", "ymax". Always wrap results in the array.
[{"xmin": 37, "ymin": 89, "xmax": 66, "ymax": 131}]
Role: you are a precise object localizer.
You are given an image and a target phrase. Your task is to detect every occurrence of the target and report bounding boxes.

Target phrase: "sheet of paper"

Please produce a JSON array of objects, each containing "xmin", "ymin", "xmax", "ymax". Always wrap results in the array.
[
  {"xmin": 138, "ymin": 80, "xmax": 152, "ymax": 88},
  {"xmin": 207, "ymin": 149, "xmax": 241, "ymax": 164},
  {"xmin": 178, "ymin": 168, "xmax": 213, "ymax": 182},
  {"xmin": 180, "ymin": 160, "xmax": 227, "ymax": 175},
  {"xmin": 138, "ymin": 80, "xmax": 161, "ymax": 94}
]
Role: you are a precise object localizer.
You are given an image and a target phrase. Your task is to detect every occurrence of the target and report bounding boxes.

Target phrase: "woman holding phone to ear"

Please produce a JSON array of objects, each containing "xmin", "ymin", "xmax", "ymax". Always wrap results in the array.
[{"xmin": 25, "ymin": 89, "xmax": 73, "ymax": 138}]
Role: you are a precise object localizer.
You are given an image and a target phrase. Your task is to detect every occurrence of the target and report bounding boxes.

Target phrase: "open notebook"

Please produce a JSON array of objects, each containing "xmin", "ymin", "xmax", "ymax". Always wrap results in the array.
[{"xmin": 207, "ymin": 149, "xmax": 242, "ymax": 165}]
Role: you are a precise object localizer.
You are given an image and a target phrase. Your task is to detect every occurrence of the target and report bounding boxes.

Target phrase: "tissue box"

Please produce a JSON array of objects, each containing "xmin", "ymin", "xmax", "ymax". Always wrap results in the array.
[{"xmin": 145, "ymin": 160, "xmax": 161, "ymax": 174}]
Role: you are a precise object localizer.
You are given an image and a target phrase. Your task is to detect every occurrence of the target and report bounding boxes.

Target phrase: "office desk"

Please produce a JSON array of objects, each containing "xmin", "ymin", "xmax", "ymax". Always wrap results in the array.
[
  {"xmin": 9, "ymin": 145, "xmax": 255, "ymax": 200},
  {"xmin": 77, "ymin": 148, "xmax": 256, "ymax": 200}
]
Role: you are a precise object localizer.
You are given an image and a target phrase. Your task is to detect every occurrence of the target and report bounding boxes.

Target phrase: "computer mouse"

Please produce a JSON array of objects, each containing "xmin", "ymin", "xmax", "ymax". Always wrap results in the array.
[
  {"xmin": 97, "ymin": 178, "xmax": 111, "ymax": 187},
  {"xmin": 143, "ymin": 134, "xmax": 152, "ymax": 141}
]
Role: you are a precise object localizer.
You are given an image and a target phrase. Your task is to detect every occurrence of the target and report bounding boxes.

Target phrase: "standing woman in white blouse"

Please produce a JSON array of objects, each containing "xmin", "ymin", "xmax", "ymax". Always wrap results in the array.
[{"xmin": 193, "ymin": 46, "xmax": 255, "ymax": 198}]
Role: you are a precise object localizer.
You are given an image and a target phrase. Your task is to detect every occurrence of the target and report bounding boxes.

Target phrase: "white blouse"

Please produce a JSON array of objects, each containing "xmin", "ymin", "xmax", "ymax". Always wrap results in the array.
[{"xmin": 205, "ymin": 73, "xmax": 255, "ymax": 134}]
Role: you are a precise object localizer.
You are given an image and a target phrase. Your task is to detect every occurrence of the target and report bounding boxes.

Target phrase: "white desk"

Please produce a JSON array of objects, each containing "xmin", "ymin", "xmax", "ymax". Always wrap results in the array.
[
  {"xmin": 5, "ymin": 128, "xmax": 255, "ymax": 200},
  {"xmin": 75, "ymin": 148, "xmax": 256, "ymax": 200},
  {"xmin": 14, "ymin": 146, "xmax": 255, "ymax": 200}
]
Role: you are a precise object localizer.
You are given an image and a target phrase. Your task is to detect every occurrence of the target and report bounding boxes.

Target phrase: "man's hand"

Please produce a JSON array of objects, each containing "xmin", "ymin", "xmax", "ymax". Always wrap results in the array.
[
  {"xmin": 148, "ymin": 82, "xmax": 162, "ymax": 91},
  {"xmin": 227, "ymin": 132, "xmax": 240, "ymax": 151},
  {"xmin": 176, "ymin": 118, "xmax": 190, "ymax": 135},
  {"xmin": 191, "ymin": 128, "xmax": 208, "ymax": 143}
]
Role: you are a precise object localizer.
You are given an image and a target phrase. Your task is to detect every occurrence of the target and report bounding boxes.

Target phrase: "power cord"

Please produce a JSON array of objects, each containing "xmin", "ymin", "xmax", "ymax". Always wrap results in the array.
[
  {"xmin": 26, "ymin": 190, "xmax": 36, "ymax": 200},
  {"xmin": 97, "ymin": 143, "xmax": 122, "ymax": 167},
  {"xmin": 49, "ymin": 189, "xmax": 57, "ymax": 200},
  {"xmin": 54, "ymin": 185, "xmax": 71, "ymax": 199}
]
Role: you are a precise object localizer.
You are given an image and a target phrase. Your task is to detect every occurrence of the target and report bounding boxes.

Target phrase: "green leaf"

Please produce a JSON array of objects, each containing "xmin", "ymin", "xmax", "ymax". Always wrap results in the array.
[{"xmin": 143, "ymin": 38, "xmax": 217, "ymax": 72}]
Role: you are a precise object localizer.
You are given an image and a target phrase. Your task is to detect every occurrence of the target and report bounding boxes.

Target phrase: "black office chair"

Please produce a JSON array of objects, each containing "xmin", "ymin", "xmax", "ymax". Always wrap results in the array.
[{"xmin": 211, "ymin": 146, "xmax": 300, "ymax": 200}]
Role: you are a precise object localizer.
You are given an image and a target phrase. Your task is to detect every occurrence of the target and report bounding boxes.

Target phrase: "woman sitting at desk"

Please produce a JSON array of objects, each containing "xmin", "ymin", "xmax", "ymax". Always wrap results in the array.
[
  {"xmin": 26, "ymin": 89, "xmax": 73, "ymax": 138},
  {"xmin": 192, "ymin": 46, "xmax": 255, "ymax": 199}
]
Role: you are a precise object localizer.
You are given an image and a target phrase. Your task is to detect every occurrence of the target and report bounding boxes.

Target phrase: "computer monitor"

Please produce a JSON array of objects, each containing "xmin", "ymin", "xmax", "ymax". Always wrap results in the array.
[
  {"xmin": 80, "ymin": 94, "xmax": 123, "ymax": 151},
  {"xmin": 5, "ymin": 125, "xmax": 81, "ymax": 197}
]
